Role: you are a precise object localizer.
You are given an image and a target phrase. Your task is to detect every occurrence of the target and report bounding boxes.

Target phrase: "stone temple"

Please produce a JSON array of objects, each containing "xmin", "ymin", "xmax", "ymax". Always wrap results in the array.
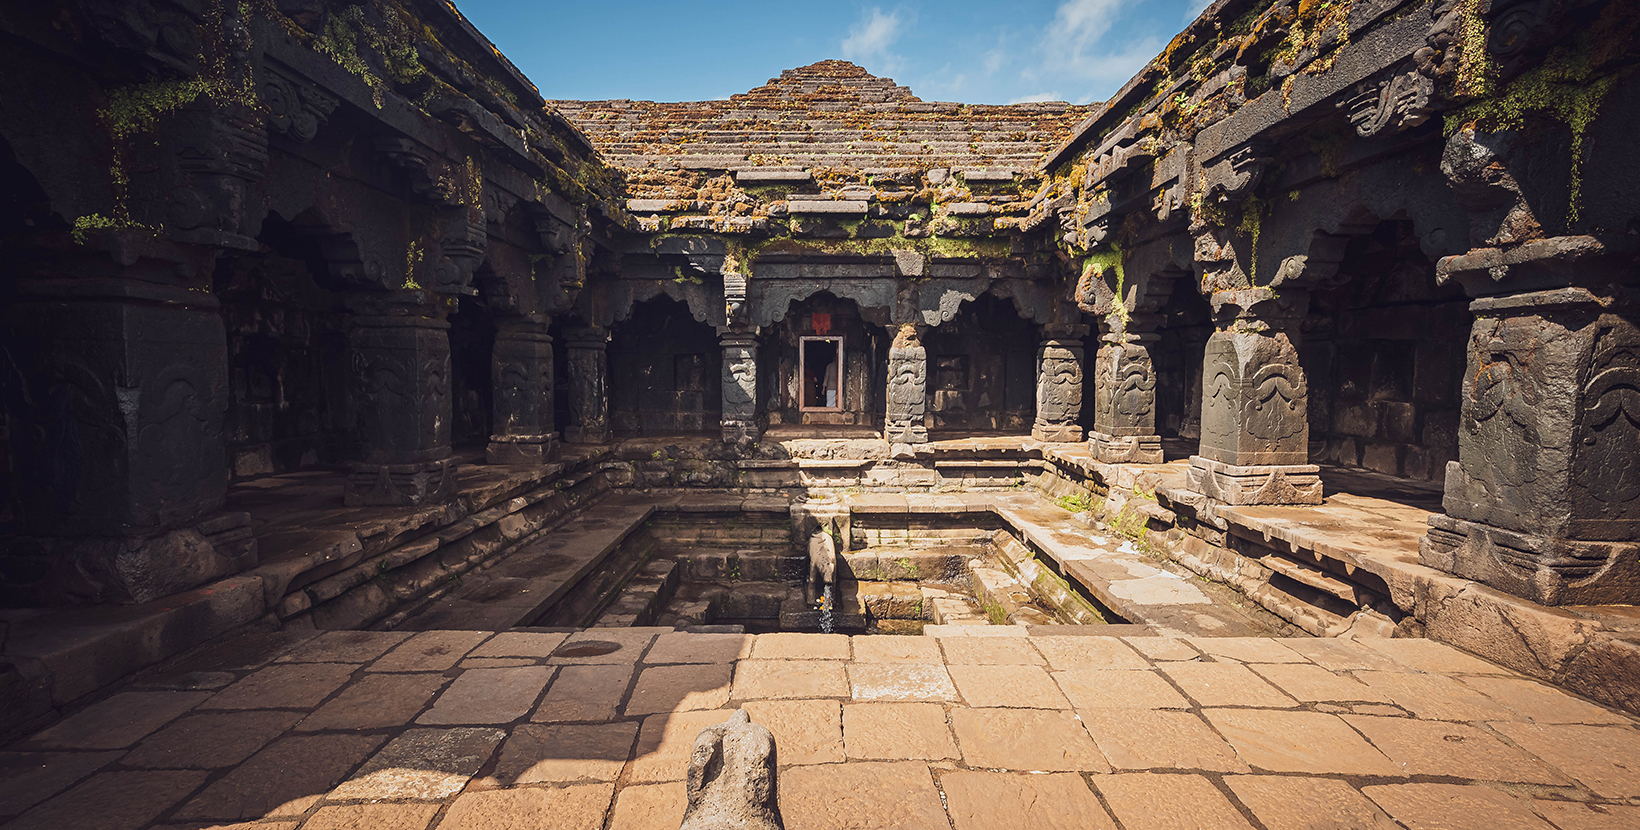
[{"xmin": 1, "ymin": 0, "xmax": 1638, "ymax": 827}]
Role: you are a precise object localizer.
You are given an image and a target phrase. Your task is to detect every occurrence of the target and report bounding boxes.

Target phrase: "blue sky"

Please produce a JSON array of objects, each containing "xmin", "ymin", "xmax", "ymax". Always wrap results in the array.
[{"xmin": 455, "ymin": 0, "xmax": 1213, "ymax": 105}]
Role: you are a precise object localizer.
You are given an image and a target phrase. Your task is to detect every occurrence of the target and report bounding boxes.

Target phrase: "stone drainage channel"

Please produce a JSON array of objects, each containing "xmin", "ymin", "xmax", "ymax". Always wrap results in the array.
[{"xmin": 389, "ymin": 492, "xmax": 1115, "ymax": 635}]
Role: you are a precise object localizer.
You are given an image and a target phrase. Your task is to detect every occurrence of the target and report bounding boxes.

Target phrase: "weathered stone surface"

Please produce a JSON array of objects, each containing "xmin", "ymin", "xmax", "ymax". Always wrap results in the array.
[
  {"xmin": 778, "ymin": 761, "xmax": 949, "ymax": 830},
  {"xmin": 1203, "ymin": 709, "xmax": 1402, "ymax": 776},
  {"xmin": 487, "ymin": 722, "xmax": 638, "ymax": 785},
  {"xmin": 733, "ymin": 660, "xmax": 849, "ymax": 700},
  {"xmin": 1080, "ymin": 708, "xmax": 1250, "ymax": 772},
  {"xmin": 533, "ymin": 664, "xmax": 635, "ymax": 723},
  {"xmin": 626, "ymin": 664, "xmax": 733, "ymax": 715},
  {"xmin": 1030, "ymin": 636, "xmax": 1149, "ymax": 670},
  {"xmin": 629, "ymin": 709, "xmax": 738, "ymax": 783},
  {"xmin": 122, "ymin": 711, "xmax": 302, "ymax": 769},
  {"xmin": 176, "ymin": 734, "xmax": 385, "ymax": 819},
  {"xmin": 678, "ymin": 709, "xmax": 783, "ymax": 830},
  {"xmin": 1225, "ymin": 776, "xmax": 1398, "ymax": 830},
  {"xmin": 331, "ymin": 727, "xmax": 505, "ymax": 801},
  {"xmin": 1160, "ymin": 662, "xmax": 1298, "ymax": 708},
  {"xmin": 26, "ymin": 691, "xmax": 210, "ymax": 750},
  {"xmin": 742, "ymin": 700, "xmax": 844, "ymax": 765},
  {"xmin": 940, "ymin": 770, "xmax": 1113, "ymax": 830},
  {"xmin": 949, "ymin": 708, "xmax": 1108, "ymax": 771},
  {"xmin": 1362, "ymin": 784, "xmax": 1553, "ymax": 830},
  {"xmin": 417, "ymin": 667, "xmax": 555, "ymax": 724},
  {"xmin": 1488, "ymin": 722, "xmax": 1640, "ymax": 798},
  {"xmin": 300, "ymin": 803, "xmax": 441, "ymax": 830},
  {"xmin": 438, "ymin": 784, "xmax": 615, "ymax": 830},
  {"xmin": 367, "ymin": 631, "xmax": 490, "ymax": 672},
  {"xmin": 611, "ymin": 782, "xmax": 688, "ymax": 830},
  {"xmin": 1055, "ymin": 669, "xmax": 1191, "ymax": 709},
  {"xmin": 297, "ymin": 673, "xmax": 448, "ymax": 732},
  {"xmin": 1343, "ymin": 715, "xmax": 1566, "ymax": 783},
  {"xmin": 842, "ymin": 703, "xmax": 958, "ymax": 760},
  {"xmin": 846, "ymin": 663, "xmax": 960, "ymax": 702},
  {"xmin": 947, "ymin": 664, "xmax": 1071, "ymax": 708},
  {"xmin": 1096, "ymin": 773, "xmax": 1256, "ymax": 830},
  {"xmin": 3, "ymin": 770, "xmax": 210, "ymax": 830}
]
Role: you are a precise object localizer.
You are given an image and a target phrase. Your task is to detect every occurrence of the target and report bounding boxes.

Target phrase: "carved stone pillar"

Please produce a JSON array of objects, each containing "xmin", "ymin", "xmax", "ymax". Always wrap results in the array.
[
  {"xmin": 1032, "ymin": 326, "xmax": 1087, "ymax": 442},
  {"xmin": 487, "ymin": 315, "xmax": 558, "ymax": 465},
  {"xmin": 884, "ymin": 324, "xmax": 928, "ymax": 445},
  {"xmin": 2, "ymin": 278, "xmax": 245, "ymax": 604},
  {"xmin": 1421, "ymin": 284, "xmax": 1640, "ymax": 605},
  {"xmin": 563, "ymin": 326, "xmax": 611, "ymax": 444},
  {"xmin": 344, "ymin": 291, "xmax": 456, "ymax": 506},
  {"xmin": 1185, "ymin": 288, "xmax": 1323, "ymax": 505},
  {"xmin": 721, "ymin": 327, "xmax": 760, "ymax": 444},
  {"xmin": 1090, "ymin": 313, "xmax": 1163, "ymax": 462}
]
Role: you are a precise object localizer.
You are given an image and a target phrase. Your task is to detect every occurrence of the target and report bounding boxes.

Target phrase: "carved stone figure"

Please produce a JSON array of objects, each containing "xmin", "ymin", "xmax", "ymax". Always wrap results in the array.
[
  {"xmin": 885, "ymin": 324, "xmax": 928, "ymax": 444},
  {"xmin": 721, "ymin": 329, "xmax": 759, "ymax": 444},
  {"xmin": 806, "ymin": 524, "xmax": 839, "ymax": 606},
  {"xmin": 678, "ymin": 709, "xmax": 784, "ymax": 830}
]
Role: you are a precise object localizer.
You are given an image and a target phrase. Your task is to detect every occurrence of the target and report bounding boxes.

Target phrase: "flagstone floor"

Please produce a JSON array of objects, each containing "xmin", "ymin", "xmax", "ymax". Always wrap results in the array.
[{"xmin": 3, "ymin": 626, "xmax": 1638, "ymax": 830}]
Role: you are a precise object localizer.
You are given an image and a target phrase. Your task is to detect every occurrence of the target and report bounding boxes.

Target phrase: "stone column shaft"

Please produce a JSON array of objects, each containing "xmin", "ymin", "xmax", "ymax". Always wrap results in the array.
[
  {"xmin": 1033, "ymin": 335, "xmax": 1086, "ymax": 442},
  {"xmin": 487, "ymin": 315, "xmax": 558, "ymax": 465},
  {"xmin": 1421, "ymin": 285, "xmax": 1640, "ymax": 605},
  {"xmin": 721, "ymin": 328, "xmax": 759, "ymax": 444},
  {"xmin": 885, "ymin": 325, "xmax": 928, "ymax": 445},
  {"xmin": 1090, "ymin": 314, "xmax": 1163, "ymax": 462},
  {"xmin": 1185, "ymin": 288, "xmax": 1322, "ymax": 505},
  {"xmin": 344, "ymin": 290, "xmax": 456, "ymax": 506},
  {"xmin": 563, "ymin": 326, "xmax": 610, "ymax": 444}
]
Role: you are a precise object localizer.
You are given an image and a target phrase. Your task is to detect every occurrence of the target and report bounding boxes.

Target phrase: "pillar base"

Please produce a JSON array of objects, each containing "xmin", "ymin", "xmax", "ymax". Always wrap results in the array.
[
  {"xmin": 884, "ymin": 422, "xmax": 928, "ymax": 444},
  {"xmin": 1031, "ymin": 421, "xmax": 1085, "ymax": 442},
  {"xmin": 563, "ymin": 425, "xmax": 610, "ymax": 445},
  {"xmin": 1421, "ymin": 515, "xmax": 1640, "ymax": 606},
  {"xmin": 1089, "ymin": 431, "xmax": 1162, "ymax": 463},
  {"xmin": 5, "ymin": 512, "xmax": 258, "ymax": 605},
  {"xmin": 722, "ymin": 420, "xmax": 760, "ymax": 445},
  {"xmin": 1186, "ymin": 456, "xmax": 1322, "ymax": 505},
  {"xmin": 486, "ymin": 433, "xmax": 560, "ymax": 465},
  {"xmin": 345, "ymin": 457, "xmax": 457, "ymax": 507}
]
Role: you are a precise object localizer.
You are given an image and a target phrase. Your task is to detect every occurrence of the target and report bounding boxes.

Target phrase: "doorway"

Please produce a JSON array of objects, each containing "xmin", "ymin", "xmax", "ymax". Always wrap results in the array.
[{"xmin": 801, "ymin": 336, "xmax": 842, "ymax": 411}]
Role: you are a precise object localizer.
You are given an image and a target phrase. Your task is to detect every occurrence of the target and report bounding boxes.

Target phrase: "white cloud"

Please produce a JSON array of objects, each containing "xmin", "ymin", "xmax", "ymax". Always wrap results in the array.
[
  {"xmin": 841, "ymin": 7, "xmax": 907, "ymax": 74},
  {"xmin": 1009, "ymin": 92, "xmax": 1063, "ymax": 103},
  {"xmin": 1025, "ymin": 0, "xmax": 1162, "ymax": 103}
]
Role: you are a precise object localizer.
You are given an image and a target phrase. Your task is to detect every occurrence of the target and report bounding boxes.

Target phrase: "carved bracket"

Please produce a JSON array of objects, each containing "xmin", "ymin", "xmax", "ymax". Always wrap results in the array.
[
  {"xmin": 1201, "ymin": 142, "xmax": 1272, "ymax": 203},
  {"xmin": 1340, "ymin": 65, "xmax": 1435, "ymax": 138}
]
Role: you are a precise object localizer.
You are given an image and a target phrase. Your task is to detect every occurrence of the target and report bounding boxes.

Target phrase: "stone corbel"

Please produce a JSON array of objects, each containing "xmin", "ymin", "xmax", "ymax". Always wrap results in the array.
[
  {"xmin": 160, "ymin": 102, "xmax": 268, "ymax": 243},
  {"xmin": 724, "ymin": 271, "xmax": 749, "ymax": 325},
  {"xmin": 432, "ymin": 209, "xmax": 487, "ymax": 294},
  {"xmin": 1200, "ymin": 141, "xmax": 1272, "ymax": 204},
  {"xmin": 262, "ymin": 62, "xmax": 340, "ymax": 142},
  {"xmin": 1339, "ymin": 64, "xmax": 1434, "ymax": 138}
]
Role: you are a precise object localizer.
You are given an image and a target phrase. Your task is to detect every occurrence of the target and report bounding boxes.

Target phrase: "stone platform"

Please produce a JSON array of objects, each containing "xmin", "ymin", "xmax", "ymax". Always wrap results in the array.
[{"xmin": 3, "ymin": 628, "xmax": 1638, "ymax": 830}]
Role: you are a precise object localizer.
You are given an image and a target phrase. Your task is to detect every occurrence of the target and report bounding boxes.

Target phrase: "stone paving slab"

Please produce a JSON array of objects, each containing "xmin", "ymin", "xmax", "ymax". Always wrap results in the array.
[{"xmin": 4, "ymin": 629, "xmax": 1639, "ymax": 830}]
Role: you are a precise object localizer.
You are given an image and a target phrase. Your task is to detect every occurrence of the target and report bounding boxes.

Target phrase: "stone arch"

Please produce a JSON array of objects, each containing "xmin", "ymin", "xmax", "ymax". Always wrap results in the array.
[
  {"xmin": 607, "ymin": 295, "xmax": 722, "ymax": 435},
  {"xmin": 750, "ymin": 276, "xmax": 894, "ymax": 328}
]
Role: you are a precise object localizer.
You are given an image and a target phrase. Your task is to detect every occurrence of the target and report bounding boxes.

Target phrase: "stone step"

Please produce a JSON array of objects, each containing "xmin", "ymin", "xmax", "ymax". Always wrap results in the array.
[
  {"xmin": 390, "ymin": 493, "xmax": 655, "ymax": 630},
  {"xmin": 593, "ymin": 559, "xmax": 681, "ymax": 628}
]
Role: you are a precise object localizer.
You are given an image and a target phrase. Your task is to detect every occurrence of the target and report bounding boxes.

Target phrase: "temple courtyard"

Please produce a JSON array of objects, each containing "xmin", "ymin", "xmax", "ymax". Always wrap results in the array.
[{"xmin": 3, "ymin": 626, "xmax": 1639, "ymax": 830}]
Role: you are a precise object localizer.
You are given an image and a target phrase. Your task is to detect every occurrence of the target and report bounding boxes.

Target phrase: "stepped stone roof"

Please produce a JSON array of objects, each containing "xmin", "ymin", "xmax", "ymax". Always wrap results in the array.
[{"xmin": 550, "ymin": 60, "xmax": 1096, "ymax": 176}]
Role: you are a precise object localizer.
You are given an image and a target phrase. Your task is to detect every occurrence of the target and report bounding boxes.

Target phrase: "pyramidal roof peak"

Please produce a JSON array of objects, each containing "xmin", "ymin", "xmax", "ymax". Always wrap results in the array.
[{"xmin": 732, "ymin": 59, "xmax": 921, "ymax": 105}]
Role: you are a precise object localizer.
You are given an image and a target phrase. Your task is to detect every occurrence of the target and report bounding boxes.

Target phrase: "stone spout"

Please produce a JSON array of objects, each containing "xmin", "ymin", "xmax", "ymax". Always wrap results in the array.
[
  {"xmin": 807, "ymin": 525, "xmax": 838, "ymax": 603},
  {"xmin": 679, "ymin": 708, "xmax": 784, "ymax": 830}
]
